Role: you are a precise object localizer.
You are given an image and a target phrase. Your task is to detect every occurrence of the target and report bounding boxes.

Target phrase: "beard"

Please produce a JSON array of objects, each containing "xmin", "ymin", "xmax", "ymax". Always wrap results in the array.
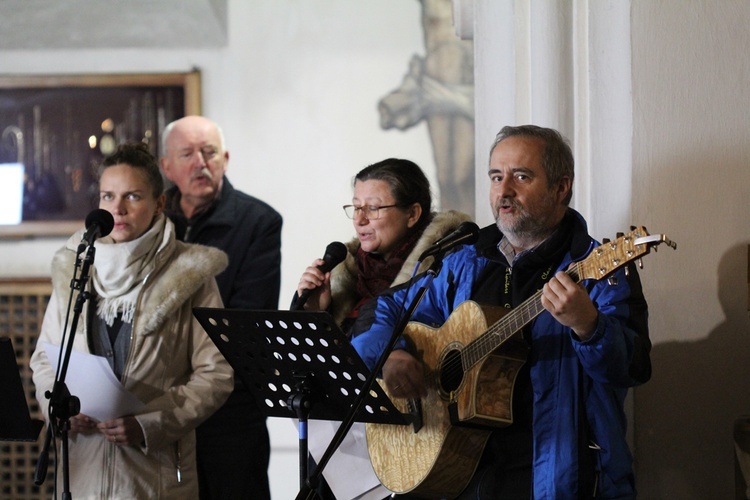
[{"xmin": 494, "ymin": 195, "xmax": 559, "ymax": 247}]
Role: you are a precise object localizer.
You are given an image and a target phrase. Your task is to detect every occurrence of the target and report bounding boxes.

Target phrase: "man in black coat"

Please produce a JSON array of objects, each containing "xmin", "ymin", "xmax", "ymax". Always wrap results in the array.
[{"xmin": 161, "ymin": 116, "xmax": 282, "ymax": 500}]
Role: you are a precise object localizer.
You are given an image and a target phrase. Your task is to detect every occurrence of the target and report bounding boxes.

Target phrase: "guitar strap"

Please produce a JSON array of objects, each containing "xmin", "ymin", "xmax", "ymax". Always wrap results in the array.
[{"xmin": 500, "ymin": 264, "xmax": 555, "ymax": 309}]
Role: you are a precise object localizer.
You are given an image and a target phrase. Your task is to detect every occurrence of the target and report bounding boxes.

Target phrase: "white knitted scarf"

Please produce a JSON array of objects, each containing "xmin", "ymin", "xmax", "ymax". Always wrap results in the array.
[{"xmin": 91, "ymin": 214, "xmax": 168, "ymax": 326}]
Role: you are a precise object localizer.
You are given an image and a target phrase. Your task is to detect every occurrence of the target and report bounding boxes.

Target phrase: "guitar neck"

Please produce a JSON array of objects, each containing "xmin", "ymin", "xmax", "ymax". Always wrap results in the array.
[{"xmin": 460, "ymin": 261, "xmax": 583, "ymax": 371}]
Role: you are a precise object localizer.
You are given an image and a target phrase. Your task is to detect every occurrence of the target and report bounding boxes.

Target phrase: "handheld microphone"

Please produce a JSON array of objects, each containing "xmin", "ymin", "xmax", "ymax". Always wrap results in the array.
[
  {"xmin": 80, "ymin": 209, "xmax": 115, "ymax": 247},
  {"xmin": 418, "ymin": 221, "xmax": 480, "ymax": 261},
  {"xmin": 292, "ymin": 241, "xmax": 348, "ymax": 310}
]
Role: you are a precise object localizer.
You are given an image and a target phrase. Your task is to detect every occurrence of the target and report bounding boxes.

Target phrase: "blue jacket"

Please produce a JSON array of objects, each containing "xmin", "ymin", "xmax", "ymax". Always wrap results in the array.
[{"xmin": 351, "ymin": 209, "xmax": 651, "ymax": 499}]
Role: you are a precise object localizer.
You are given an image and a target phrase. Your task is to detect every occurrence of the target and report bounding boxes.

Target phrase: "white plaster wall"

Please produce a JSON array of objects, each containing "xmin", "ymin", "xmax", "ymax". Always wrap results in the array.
[
  {"xmin": 631, "ymin": 1, "xmax": 750, "ymax": 498},
  {"xmin": 1, "ymin": 2, "xmax": 435, "ymax": 498},
  {"xmin": 473, "ymin": 0, "xmax": 514, "ymax": 227},
  {"xmin": 473, "ymin": 0, "xmax": 633, "ymax": 236}
]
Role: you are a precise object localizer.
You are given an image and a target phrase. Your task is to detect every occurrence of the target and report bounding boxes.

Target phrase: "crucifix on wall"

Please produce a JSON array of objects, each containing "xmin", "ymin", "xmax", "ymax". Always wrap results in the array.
[{"xmin": 378, "ymin": 0, "xmax": 475, "ymax": 217}]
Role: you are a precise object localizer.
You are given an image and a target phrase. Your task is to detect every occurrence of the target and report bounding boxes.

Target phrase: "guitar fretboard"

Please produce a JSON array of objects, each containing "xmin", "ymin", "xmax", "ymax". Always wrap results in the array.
[{"xmin": 460, "ymin": 261, "xmax": 583, "ymax": 370}]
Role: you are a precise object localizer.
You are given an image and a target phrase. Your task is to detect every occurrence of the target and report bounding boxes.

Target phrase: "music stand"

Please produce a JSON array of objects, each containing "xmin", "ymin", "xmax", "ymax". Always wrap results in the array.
[
  {"xmin": 193, "ymin": 308, "xmax": 409, "ymax": 491},
  {"xmin": 0, "ymin": 336, "xmax": 45, "ymax": 442}
]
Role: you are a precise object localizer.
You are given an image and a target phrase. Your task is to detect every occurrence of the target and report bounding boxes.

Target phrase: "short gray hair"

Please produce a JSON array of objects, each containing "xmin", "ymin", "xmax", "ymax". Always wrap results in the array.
[
  {"xmin": 489, "ymin": 124, "xmax": 574, "ymax": 205},
  {"xmin": 161, "ymin": 117, "xmax": 226, "ymax": 156}
]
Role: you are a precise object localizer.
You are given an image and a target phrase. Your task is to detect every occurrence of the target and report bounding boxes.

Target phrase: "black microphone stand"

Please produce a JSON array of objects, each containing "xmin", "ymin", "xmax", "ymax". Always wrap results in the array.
[
  {"xmin": 34, "ymin": 241, "xmax": 98, "ymax": 499},
  {"xmin": 295, "ymin": 256, "xmax": 444, "ymax": 500}
]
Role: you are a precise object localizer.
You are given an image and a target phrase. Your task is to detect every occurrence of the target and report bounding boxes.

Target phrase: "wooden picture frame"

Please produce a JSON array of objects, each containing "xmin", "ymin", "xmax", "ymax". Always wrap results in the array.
[{"xmin": 0, "ymin": 70, "xmax": 201, "ymax": 239}]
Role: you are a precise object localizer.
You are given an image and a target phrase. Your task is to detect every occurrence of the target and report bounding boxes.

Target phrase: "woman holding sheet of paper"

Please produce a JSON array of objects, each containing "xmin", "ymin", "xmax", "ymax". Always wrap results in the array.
[{"xmin": 30, "ymin": 142, "xmax": 232, "ymax": 499}]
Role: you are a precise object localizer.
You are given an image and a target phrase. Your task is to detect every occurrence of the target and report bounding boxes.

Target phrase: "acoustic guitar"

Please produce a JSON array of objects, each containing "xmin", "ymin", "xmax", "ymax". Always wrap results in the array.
[{"xmin": 365, "ymin": 227, "xmax": 676, "ymax": 499}]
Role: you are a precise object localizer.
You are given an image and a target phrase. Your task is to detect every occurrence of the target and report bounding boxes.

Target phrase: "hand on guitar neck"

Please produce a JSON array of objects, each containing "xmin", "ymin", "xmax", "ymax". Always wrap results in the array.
[
  {"xmin": 382, "ymin": 349, "xmax": 428, "ymax": 399},
  {"xmin": 541, "ymin": 270, "xmax": 599, "ymax": 341},
  {"xmin": 382, "ymin": 268, "xmax": 599, "ymax": 402}
]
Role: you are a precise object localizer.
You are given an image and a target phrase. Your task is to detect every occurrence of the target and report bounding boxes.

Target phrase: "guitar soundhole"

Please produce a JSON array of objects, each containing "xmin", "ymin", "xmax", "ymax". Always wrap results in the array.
[{"xmin": 438, "ymin": 349, "xmax": 464, "ymax": 395}]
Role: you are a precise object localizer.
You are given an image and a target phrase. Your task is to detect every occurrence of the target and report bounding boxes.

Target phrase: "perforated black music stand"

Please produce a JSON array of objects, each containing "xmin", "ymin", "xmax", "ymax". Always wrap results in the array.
[
  {"xmin": 192, "ymin": 308, "xmax": 409, "ymax": 491},
  {"xmin": 0, "ymin": 336, "xmax": 44, "ymax": 442}
]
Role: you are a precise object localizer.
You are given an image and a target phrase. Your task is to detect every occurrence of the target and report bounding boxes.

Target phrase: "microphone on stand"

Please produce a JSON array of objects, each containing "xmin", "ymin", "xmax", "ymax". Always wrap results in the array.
[
  {"xmin": 417, "ymin": 221, "xmax": 480, "ymax": 261},
  {"xmin": 81, "ymin": 209, "xmax": 115, "ymax": 246},
  {"xmin": 76, "ymin": 209, "xmax": 115, "ymax": 255},
  {"xmin": 291, "ymin": 241, "xmax": 348, "ymax": 310},
  {"xmin": 36, "ymin": 209, "xmax": 114, "ymax": 489}
]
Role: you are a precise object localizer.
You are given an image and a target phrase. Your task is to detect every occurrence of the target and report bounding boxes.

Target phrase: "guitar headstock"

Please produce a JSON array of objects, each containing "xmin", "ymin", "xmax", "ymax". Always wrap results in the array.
[{"xmin": 576, "ymin": 226, "xmax": 677, "ymax": 282}]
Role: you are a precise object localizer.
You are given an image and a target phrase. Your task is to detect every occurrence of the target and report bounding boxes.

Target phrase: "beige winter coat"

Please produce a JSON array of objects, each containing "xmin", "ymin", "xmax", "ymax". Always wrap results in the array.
[{"xmin": 30, "ymin": 221, "xmax": 233, "ymax": 499}]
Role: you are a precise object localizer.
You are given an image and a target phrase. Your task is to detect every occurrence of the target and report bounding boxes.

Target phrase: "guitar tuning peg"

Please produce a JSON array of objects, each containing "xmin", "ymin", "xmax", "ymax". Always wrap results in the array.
[
  {"xmin": 624, "ymin": 266, "xmax": 630, "ymax": 277},
  {"xmin": 636, "ymin": 258, "xmax": 644, "ymax": 269},
  {"xmin": 607, "ymin": 277, "xmax": 619, "ymax": 286}
]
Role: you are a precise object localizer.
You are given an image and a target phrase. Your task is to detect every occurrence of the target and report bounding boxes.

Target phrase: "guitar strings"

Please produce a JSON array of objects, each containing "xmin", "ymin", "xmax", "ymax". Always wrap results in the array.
[
  {"xmin": 437, "ymin": 262, "xmax": 583, "ymax": 388},
  {"xmin": 438, "ymin": 232, "xmax": 645, "ymax": 385}
]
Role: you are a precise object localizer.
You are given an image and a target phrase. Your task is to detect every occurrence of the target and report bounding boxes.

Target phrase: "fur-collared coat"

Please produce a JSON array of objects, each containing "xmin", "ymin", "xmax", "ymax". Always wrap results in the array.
[
  {"xmin": 328, "ymin": 209, "xmax": 472, "ymax": 328},
  {"xmin": 30, "ymin": 220, "xmax": 233, "ymax": 500}
]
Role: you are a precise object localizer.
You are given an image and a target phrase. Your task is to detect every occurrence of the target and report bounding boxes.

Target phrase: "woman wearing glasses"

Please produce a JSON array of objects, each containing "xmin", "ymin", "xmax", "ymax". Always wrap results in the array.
[
  {"xmin": 293, "ymin": 158, "xmax": 470, "ymax": 499},
  {"xmin": 295, "ymin": 157, "xmax": 471, "ymax": 334}
]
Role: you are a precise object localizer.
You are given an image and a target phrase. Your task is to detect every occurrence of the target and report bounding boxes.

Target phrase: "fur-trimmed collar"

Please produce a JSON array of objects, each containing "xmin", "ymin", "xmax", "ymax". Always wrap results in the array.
[
  {"xmin": 328, "ymin": 209, "xmax": 472, "ymax": 326},
  {"xmin": 51, "ymin": 235, "xmax": 228, "ymax": 336}
]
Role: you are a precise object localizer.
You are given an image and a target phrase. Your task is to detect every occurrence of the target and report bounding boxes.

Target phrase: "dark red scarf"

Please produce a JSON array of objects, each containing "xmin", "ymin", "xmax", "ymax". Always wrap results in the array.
[{"xmin": 347, "ymin": 221, "xmax": 428, "ymax": 323}]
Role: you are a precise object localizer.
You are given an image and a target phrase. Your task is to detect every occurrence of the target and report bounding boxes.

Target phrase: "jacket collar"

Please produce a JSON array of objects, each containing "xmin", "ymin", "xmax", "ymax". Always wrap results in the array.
[
  {"xmin": 476, "ymin": 208, "xmax": 592, "ymax": 266},
  {"xmin": 165, "ymin": 178, "xmax": 239, "ymax": 231},
  {"xmin": 329, "ymin": 209, "xmax": 472, "ymax": 326},
  {"xmin": 52, "ymin": 226, "xmax": 228, "ymax": 337}
]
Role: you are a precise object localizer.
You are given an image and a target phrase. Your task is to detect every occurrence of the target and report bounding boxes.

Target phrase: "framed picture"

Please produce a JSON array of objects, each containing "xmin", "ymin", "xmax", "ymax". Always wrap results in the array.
[{"xmin": 0, "ymin": 70, "xmax": 201, "ymax": 238}]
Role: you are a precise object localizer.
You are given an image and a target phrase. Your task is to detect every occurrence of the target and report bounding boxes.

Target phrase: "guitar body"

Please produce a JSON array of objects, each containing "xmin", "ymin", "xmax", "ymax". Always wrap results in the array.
[{"xmin": 366, "ymin": 300, "xmax": 528, "ymax": 498}]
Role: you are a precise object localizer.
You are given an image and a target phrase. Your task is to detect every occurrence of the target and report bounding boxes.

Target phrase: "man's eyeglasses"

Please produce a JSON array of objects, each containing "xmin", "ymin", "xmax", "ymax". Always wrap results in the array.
[{"xmin": 342, "ymin": 204, "xmax": 400, "ymax": 220}]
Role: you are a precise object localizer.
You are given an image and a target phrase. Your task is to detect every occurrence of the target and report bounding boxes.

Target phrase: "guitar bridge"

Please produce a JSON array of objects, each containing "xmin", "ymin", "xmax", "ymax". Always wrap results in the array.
[{"xmin": 406, "ymin": 398, "xmax": 423, "ymax": 433}]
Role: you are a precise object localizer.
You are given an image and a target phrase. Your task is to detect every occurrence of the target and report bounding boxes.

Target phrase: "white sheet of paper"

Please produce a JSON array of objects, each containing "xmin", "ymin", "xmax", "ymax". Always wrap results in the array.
[
  {"xmin": 44, "ymin": 343, "xmax": 145, "ymax": 422},
  {"xmin": 306, "ymin": 419, "xmax": 390, "ymax": 500}
]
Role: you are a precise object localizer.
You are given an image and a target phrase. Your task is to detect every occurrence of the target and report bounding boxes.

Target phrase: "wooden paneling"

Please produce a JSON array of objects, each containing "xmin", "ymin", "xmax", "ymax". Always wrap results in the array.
[{"xmin": 0, "ymin": 278, "xmax": 53, "ymax": 500}]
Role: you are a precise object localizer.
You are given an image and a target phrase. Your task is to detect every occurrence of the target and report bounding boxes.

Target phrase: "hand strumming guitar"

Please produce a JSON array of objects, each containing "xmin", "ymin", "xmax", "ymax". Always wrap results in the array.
[{"xmin": 383, "ymin": 349, "xmax": 428, "ymax": 399}]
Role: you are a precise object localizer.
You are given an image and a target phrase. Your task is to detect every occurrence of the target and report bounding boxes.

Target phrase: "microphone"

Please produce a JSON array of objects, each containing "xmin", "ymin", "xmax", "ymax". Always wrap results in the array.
[
  {"xmin": 418, "ymin": 221, "xmax": 480, "ymax": 261},
  {"xmin": 80, "ymin": 209, "xmax": 115, "ymax": 247},
  {"xmin": 292, "ymin": 241, "xmax": 348, "ymax": 310}
]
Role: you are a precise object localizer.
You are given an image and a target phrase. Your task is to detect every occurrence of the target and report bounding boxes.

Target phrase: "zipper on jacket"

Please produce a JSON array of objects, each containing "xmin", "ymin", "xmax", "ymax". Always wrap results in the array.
[
  {"xmin": 175, "ymin": 441, "xmax": 182, "ymax": 483},
  {"xmin": 119, "ymin": 272, "xmax": 152, "ymax": 383}
]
